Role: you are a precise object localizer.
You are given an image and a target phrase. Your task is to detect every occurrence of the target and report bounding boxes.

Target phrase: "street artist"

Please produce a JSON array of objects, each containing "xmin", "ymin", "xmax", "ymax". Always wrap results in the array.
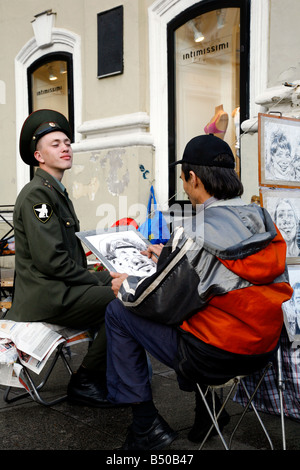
[{"xmin": 105, "ymin": 134, "xmax": 293, "ymax": 450}]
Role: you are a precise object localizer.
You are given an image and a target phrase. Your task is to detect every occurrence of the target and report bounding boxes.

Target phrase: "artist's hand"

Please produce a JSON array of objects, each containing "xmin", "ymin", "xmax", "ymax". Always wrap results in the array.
[
  {"xmin": 140, "ymin": 243, "xmax": 163, "ymax": 263},
  {"xmin": 110, "ymin": 271, "xmax": 129, "ymax": 296}
]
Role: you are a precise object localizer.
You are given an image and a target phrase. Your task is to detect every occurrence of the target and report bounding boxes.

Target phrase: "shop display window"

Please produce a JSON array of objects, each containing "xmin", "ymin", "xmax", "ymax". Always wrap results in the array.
[
  {"xmin": 27, "ymin": 53, "xmax": 74, "ymax": 177},
  {"xmin": 168, "ymin": 5, "xmax": 249, "ymax": 204},
  {"xmin": 30, "ymin": 59, "xmax": 69, "ymax": 118}
]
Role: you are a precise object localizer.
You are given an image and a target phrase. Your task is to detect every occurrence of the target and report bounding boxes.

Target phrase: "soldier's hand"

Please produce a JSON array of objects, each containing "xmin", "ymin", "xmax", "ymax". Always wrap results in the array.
[{"xmin": 110, "ymin": 271, "xmax": 129, "ymax": 296}]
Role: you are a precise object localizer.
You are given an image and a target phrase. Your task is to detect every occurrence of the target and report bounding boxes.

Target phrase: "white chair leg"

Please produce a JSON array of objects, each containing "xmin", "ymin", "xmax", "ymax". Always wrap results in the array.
[
  {"xmin": 277, "ymin": 347, "xmax": 286, "ymax": 450},
  {"xmin": 196, "ymin": 362, "xmax": 275, "ymax": 450},
  {"xmin": 196, "ymin": 382, "xmax": 236, "ymax": 450}
]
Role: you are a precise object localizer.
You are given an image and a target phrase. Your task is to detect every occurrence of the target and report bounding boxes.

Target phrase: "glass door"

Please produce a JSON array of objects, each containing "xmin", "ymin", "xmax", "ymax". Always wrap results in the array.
[{"xmin": 168, "ymin": 2, "xmax": 250, "ymax": 204}]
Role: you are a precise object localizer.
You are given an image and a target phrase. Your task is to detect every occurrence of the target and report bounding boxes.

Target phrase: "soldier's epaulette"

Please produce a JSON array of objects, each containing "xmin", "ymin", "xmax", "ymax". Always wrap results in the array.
[{"xmin": 42, "ymin": 179, "xmax": 53, "ymax": 190}]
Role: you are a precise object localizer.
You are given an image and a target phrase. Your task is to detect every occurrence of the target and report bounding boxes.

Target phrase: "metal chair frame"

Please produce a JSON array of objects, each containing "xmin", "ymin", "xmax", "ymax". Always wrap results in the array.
[
  {"xmin": 3, "ymin": 342, "xmax": 73, "ymax": 407},
  {"xmin": 196, "ymin": 361, "xmax": 275, "ymax": 450},
  {"xmin": 277, "ymin": 345, "xmax": 287, "ymax": 450}
]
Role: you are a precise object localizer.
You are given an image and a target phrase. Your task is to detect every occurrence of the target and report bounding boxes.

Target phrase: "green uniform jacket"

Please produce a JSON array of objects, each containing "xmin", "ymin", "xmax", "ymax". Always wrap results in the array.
[{"xmin": 7, "ymin": 168, "xmax": 101, "ymax": 322}]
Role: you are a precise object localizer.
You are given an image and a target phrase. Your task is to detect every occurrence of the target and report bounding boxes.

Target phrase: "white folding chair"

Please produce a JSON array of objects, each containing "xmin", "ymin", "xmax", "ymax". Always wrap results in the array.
[{"xmin": 196, "ymin": 361, "xmax": 274, "ymax": 450}]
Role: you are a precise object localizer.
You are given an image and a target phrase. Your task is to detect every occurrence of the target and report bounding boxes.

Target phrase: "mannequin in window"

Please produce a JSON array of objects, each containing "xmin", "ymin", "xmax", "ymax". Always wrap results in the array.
[{"xmin": 204, "ymin": 105, "xmax": 228, "ymax": 140}]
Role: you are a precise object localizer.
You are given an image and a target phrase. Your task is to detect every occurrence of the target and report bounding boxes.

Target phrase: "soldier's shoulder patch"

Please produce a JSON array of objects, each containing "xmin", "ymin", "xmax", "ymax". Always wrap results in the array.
[{"xmin": 33, "ymin": 203, "xmax": 53, "ymax": 223}]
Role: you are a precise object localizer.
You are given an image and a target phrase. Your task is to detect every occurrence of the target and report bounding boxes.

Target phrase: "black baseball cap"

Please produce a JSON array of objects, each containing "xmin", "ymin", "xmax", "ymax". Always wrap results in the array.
[
  {"xmin": 170, "ymin": 134, "xmax": 235, "ymax": 168},
  {"xmin": 19, "ymin": 109, "xmax": 72, "ymax": 166}
]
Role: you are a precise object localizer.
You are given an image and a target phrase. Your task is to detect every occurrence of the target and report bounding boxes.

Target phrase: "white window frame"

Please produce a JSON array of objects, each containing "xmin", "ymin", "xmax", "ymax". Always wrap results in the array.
[{"xmin": 15, "ymin": 28, "xmax": 82, "ymax": 193}]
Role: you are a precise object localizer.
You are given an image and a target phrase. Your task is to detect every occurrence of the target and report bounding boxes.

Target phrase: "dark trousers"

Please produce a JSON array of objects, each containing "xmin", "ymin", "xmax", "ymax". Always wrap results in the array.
[
  {"xmin": 105, "ymin": 298, "xmax": 277, "ymax": 404},
  {"xmin": 105, "ymin": 298, "xmax": 179, "ymax": 404},
  {"xmin": 46, "ymin": 270, "xmax": 115, "ymax": 372}
]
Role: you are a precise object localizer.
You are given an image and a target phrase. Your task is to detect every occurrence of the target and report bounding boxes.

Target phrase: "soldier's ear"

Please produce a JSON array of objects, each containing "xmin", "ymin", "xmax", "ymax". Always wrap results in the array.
[{"xmin": 34, "ymin": 150, "xmax": 45, "ymax": 164}]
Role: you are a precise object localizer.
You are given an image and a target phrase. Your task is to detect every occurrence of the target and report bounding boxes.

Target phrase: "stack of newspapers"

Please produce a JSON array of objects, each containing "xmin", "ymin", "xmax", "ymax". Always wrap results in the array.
[{"xmin": 0, "ymin": 320, "xmax": 91, "ymax": 389}]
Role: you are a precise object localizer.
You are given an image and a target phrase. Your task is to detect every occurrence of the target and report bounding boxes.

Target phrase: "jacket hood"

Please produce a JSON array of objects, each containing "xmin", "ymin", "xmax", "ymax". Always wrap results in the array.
[{"xmin": 184, "ymin": 202, "xmax": 287, "ymax": 285}]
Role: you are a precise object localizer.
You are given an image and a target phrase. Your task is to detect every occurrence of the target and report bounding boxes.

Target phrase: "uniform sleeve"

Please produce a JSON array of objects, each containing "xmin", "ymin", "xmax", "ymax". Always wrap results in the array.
[{"xmin": 18, "ymin": 185, "xmax": 100, "ymax": 286}]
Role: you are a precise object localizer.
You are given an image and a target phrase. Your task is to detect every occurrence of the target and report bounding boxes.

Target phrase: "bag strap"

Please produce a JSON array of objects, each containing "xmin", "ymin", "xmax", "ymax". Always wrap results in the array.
[
  {"xmin": 147, "ymin": 185, "xmax": 157, "ymax": 214},
  {"xmin": 150, "ymin": 185, "xmax": 157, "ymax": 206}
]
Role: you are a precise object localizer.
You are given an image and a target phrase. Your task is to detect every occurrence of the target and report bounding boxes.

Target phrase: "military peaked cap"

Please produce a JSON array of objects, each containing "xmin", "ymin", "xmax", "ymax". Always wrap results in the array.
[{"xmin": 19, "ymin": 109, "xmax": 72, "ymax": 166}]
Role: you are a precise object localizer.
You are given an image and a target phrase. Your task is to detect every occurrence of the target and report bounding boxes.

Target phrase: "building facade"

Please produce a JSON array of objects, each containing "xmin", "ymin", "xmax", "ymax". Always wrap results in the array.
[{"xmin": 1, "ymin": 0, "xmax": 300, "ymax": 233}]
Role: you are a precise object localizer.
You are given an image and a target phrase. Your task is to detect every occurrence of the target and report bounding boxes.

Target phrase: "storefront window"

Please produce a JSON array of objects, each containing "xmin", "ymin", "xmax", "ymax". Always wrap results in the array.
[
  {"xmin": 30, "ymin": 58, "xmax": 70, "ymax": 118},
  {"xmin": 27, "ymin": 53, "xmax": 74, "ymax": 177},
  {"xmin": 169, "ymin": 6, "xmax": 244, "ymax": 203}
]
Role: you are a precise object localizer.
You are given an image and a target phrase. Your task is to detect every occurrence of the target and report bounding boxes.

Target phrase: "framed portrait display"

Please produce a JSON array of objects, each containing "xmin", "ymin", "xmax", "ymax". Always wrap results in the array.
[
  {"xmin": 260, "ymin": 187, "xmax": 300, "ymax": 262},
  {"xmin": 258, "ymin": 113, "xmax": 300, "ymax": 188},
  {"xmin": 282, "ymin": 263, "xmax": 300, "ymax": 344},
  {"xmin": 76, "ymin": 226, "xmax": 157, "ymax": 277}
]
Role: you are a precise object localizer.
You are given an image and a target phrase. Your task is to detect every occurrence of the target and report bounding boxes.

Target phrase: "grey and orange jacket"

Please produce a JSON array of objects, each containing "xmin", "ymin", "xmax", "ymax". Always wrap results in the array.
[{"xmin": 117, "ymin": 197, "xmax": 293, "ymax": 357}]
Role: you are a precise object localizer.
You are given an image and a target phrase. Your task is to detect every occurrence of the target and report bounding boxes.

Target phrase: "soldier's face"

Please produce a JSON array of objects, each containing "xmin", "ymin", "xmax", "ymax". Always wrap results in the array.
[{"xmin": 34, "ymin": 131, "xmax": 73, "ymax": 177}]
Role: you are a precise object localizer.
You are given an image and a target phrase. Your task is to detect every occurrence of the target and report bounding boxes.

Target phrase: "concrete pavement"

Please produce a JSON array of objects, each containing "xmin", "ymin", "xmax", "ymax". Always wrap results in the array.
[{"xmin": 0, "ymin": 342, "xmax": 299, "ymax": 456}]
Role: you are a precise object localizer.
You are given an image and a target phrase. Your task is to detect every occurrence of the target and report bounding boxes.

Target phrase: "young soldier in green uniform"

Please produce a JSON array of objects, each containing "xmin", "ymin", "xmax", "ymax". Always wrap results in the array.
[{"xmin": 6, "ymin": 109, "xmax": 115, "ymax": 407}]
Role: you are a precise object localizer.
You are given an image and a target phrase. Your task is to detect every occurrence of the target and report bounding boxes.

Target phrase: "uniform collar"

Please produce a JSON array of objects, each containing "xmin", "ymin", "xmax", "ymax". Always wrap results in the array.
[{"xmin": 35, "ymin": 168, "xmax": 66, "ymax": 194}]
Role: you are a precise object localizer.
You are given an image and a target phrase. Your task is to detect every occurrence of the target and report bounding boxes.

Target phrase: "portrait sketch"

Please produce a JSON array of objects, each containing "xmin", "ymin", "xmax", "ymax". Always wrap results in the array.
[
  {"xmin": 260, "ymin": 188, "xmax": 300, "ymax": 260},
  {"xmin": 259, "ymin": 113, "xmax": 300, "ymax": 188},
  {"xmin": 282, "ymin": 264, "xmax": 300, "ymax": 343},
  {"xmin": 76, "ymin": 227, "xmax": 157, "ymax": 277}
]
